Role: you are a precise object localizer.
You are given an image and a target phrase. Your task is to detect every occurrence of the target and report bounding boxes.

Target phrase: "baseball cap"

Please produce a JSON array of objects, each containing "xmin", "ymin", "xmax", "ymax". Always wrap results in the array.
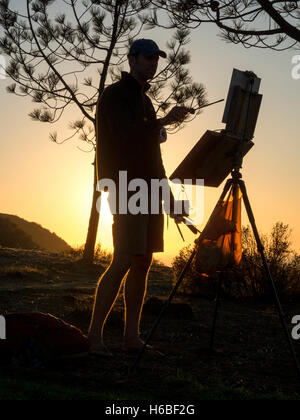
[{"xmin": 128, "ymin": 39, "xmax": 167, "ymax": 58}]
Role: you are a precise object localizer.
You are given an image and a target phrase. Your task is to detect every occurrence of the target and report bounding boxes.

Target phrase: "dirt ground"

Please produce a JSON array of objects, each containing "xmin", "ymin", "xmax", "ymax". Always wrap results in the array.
[{"xmin": 0, "ymin": 247, "xmax": 300, "ymax": 400}]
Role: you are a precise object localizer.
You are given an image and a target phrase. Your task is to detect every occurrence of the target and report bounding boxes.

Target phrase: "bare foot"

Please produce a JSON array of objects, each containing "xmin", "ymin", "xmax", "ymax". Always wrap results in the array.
[
  {"xmin": 122, "ymin": 337, "xmax": 153, "ymax": 351},
  {"xmin": 88, "ymin": 335, "xmax": 113, "ymax": 356}
]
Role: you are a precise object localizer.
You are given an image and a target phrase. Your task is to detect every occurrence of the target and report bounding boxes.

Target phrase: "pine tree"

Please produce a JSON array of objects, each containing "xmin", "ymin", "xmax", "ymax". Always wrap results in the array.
[{"xmin": 0, "ymin": 0, "xmax": 207, "ymax": 263}]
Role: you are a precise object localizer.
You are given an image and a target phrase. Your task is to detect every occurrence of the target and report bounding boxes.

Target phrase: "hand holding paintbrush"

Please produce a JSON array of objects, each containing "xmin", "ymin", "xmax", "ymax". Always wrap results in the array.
[{"xmin": 160, "ymin": 99, "xmax": 224, "ymax": 125}]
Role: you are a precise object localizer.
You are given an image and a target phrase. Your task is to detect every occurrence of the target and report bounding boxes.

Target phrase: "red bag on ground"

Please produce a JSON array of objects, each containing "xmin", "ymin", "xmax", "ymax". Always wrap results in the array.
[{"xmin": 0, "ymin": 312, "xmax": 90, "ymax": 365}]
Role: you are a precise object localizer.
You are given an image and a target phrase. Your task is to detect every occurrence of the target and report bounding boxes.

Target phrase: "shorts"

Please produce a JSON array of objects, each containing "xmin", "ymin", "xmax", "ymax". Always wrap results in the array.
[
  {"xmin": 112, "ymin": 212, "xmax": 164, "ymax": 255},
  {"xmin": 110, "ymin": 190, "xmax": 164, "ymax": 255}
]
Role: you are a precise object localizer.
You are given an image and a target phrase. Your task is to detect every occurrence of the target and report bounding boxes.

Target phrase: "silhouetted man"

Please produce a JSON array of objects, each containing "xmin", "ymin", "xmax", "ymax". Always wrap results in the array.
[{"xmin": 88, "ymin": 39, "xmax": 190, "ymax": 353}]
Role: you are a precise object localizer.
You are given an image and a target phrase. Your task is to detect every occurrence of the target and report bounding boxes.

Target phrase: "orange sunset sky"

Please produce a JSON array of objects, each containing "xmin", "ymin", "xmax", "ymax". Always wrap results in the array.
[{"xmin": 0, "ymin": 13, "xmax": 299, "ymax": 266}]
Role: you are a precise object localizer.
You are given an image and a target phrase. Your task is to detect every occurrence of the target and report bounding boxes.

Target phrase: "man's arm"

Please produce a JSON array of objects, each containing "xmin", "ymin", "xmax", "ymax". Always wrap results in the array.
[
  {"xmin": 157, "ymin": 106, "xmax": 191, "ymax": 127},
  {"xmin": 99, "ymin": 86, "xmax": 190, "ymax": 138}
]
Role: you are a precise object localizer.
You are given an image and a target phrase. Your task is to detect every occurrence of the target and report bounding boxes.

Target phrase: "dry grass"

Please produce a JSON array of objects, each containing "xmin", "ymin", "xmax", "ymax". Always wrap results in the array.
[{"xmin": 0, "ymin": 246, "xmax": 300, "ymax": 400}]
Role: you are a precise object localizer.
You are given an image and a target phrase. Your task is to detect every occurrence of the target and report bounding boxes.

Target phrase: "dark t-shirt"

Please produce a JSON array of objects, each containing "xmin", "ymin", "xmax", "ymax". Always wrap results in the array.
[{"xmin": 95, "ymin": 71, "xmax": 167, "ymax": 189}]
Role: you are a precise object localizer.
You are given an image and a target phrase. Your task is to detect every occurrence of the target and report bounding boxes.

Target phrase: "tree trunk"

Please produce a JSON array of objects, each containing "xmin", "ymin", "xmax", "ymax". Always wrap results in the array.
[
  {"xmin": 81, "ymin": 18, "xmax": 117, "ymax": 264},
  {"xmin": 82, "ymin": 156, "xmax": 101, "ymax": 264}
]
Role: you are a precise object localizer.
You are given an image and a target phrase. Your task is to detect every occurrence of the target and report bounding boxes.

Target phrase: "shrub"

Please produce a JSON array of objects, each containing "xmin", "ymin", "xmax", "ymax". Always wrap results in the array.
[
  {"xmin": 238, "ymin": 222, "xmax": 300, "ymax": 300},
  {"xmin": 63, "ymin": 243, "xmax": 113, "ymax": 265},
  {"xmin": 171, "ymin": 222, "xmax": 300, "ymax": 300}
]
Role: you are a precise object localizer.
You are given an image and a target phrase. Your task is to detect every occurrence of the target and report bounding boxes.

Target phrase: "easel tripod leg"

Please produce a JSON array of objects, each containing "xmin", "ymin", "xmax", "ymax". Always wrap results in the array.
[
  {"xmin": 239, "ymin": 180, "xmax": 300, "ymax": 380},
  {"xmin": 208, "ymin": 180, "xmax": 234, "ymax": 355},
  {"xmin": 209, "ymin": 272, "xmax": 223, "ymax": 355}
]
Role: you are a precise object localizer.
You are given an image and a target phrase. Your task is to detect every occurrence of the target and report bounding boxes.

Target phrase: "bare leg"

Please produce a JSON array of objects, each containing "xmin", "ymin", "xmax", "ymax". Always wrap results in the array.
[
  {"xmin": 88, "ymin": 252, "xmax": 132, "ymax": 350},
  {"xmin": 123, "ymin": 253, "xmax": 153, "ymax": 348}
]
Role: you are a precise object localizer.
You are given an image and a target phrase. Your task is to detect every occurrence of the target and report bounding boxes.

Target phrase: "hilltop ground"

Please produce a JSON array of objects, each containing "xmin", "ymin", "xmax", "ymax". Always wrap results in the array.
[{"xmin": 0, "ymin": 246, "xmax": 299, "ymax": 400}]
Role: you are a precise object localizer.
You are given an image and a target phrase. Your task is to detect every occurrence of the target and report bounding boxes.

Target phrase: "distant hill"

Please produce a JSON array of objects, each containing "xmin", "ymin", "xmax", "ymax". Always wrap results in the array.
[{"xmin": 0, "ymin": 213, "xmax": 72, "ymax": 253}]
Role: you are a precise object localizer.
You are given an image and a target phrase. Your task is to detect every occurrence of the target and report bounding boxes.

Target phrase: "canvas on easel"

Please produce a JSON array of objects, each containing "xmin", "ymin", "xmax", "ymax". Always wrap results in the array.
[{"xmin": 170, "ymin": 130, "xmax": 254, "ymax": 187}]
